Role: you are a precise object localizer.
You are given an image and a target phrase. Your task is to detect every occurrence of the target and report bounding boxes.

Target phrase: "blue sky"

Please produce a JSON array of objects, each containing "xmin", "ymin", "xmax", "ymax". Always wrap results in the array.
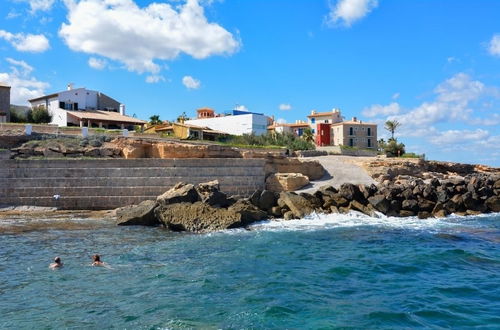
[{"xmin": 0, "ymin": 0, "xmax": 499, "ymax": 166}]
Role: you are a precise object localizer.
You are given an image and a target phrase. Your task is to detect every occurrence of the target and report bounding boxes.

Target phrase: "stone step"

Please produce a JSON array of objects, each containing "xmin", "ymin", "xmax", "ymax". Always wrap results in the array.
[
  {"xmin": 0, "ymin": 176, "xmax": 263, "ymax": 189},
  {"xmin": 0, "ymin": 186, "xmax": 172, "ymax": 197},
  {"xmin": 1, "ymin": 158, "xmax": 266, "ymax": 169},
  {"xmin": 0, "ymin": 167, "xmax": 264, "ymax": 178},
  {"xmin": 0, "ymin": 196, "xmax": 155, "ymax": 210}
]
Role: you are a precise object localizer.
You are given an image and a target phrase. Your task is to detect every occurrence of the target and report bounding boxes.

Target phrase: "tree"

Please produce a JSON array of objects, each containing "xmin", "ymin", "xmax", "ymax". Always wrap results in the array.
[
  {"xmin": 384, "ymin": 120, "xmax": 401, "ymax": 140},
  {"xmin": 29, "ymin": 106, "xmax": 52, "ymax": 124},
  {"xmin": 149, "ymin": 115, "xmax": 162, "ymax": 125},
  {"xmin": 176, "ymin": 112, "xmax": 188, "ymax": 123},
  {"xmin": 384, "ymin": 139, "xmax": 405, "ymax": 157},
  {"xmin": 377, "ymin": 138, "xmax": 386, "ymax": 152},
  {"xmin": 302, "ymin": 127, "xmax": 314, "ymax": 143}
]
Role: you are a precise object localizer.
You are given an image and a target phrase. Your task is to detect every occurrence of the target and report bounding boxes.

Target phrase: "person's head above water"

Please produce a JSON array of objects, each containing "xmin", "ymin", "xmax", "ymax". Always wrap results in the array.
[
  {"xmin": 92, "ymin": 254, "xmax": 101, "ymax": 262},
  {"xmin": 54, "ymin": 256, "xmax": 61, "ymax": 264}
]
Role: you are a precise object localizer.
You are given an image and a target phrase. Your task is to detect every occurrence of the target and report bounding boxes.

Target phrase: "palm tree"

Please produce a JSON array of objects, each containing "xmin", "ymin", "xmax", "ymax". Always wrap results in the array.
[
  {"xmin": 384, "ymin": 120, "xmax": 401, "ymax": 140},
  {"xmin": 302, "ymin": 127, "xmax": 314, "ymax": 143},
  {"xmin": 149, "ymin": 115, "xmax": 161, "ymax": 125},
  {"xmin": 176, "ymin": 112, "xmax": 189, "ymax": 123}
]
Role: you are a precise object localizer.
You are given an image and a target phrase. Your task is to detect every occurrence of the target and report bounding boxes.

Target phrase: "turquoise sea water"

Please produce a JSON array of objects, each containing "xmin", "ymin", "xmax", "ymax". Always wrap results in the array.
[{"xmin": 1, "ymin": 212, "xmax": 499, "ymax": 329}]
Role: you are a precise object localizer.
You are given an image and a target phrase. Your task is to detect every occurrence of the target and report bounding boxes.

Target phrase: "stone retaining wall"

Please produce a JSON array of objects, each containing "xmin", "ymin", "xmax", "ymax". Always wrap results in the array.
[{"xmin": 0, "ymin": 158, "xmax": 265, "ymax": 210}]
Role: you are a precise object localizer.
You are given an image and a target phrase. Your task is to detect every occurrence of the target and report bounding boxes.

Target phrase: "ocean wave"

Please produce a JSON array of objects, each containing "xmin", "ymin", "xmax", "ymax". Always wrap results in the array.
[{"xmin": 248, "ymin": 211, "xmax": 500, "ymax": 233}]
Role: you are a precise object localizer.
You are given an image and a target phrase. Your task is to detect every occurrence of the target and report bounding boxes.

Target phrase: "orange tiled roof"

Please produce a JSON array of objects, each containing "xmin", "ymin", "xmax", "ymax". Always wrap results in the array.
[
  {"xmin": 331, "ymin": 120, "xmax": 377, "ymax": 126},
  {"xmin": 307, "ymin": 111, "xmax": 336, "ymax": 118}
]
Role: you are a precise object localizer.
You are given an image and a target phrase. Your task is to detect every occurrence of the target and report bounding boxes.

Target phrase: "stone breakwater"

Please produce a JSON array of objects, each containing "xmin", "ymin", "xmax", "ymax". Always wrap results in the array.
[{"xmin": 117, "ymin": 173, "xmax": 500, "ymax": 233}]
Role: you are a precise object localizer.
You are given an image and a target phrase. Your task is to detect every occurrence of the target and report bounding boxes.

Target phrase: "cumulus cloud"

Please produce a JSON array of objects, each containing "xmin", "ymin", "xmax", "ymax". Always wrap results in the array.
[
  {"xmin": 0, "ymin": 58, "xmax": 49, "ymax": 104},
  {"xmin": 182, "ymin": 75, "xmax": 201, "ymax": 89},
  {"xmin": 327, "ymin": 0, "xmax": 378, "ymax": 27},
  {"xmin": 59, "ymin": 0, "xmax": 240, "ymax": 75},
  {"xmin": 0, "ymin": 30, "xmax": 50, "ymax": 53},
  {"xmin": 146, "ymin": 75, "xmax": 166, "ymax": 84},
  {"xmin": 392, "ymin": 92, "xmax": 400, "ymax": 100},
  {"xmin": 279, "ymin": 103, "xmax": 292, "ymax": 111},
  {"xmin": 23, "ymin": 0, "xmax": 56, "ymax": 12},
  {"xmin": 429, "ymin": 129, "xmax": 490, "ymax": 146},
  {"xmin": 234, "ymin": 105, "xmax": 248, "ymax": 111},
  {"xmin": 88, "ymin": 57, "xmax": 107, "ymax": 70},
  {"xmin": 362, "ymin": 102, "xmax": 400, "ymax": 118},
  {"xmin": 488, "ymin": 34, "xmax": 500, "ymax": 57}
]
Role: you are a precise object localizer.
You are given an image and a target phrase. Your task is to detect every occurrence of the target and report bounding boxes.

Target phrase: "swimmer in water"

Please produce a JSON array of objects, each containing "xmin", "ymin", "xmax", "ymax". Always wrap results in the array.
[
  {"xmin": 49, "ymin": 256, "xmax": 63, "ymax": 269},
  {"xmin": 91, "ymin": 254, "xmax": 105, "ymax": 267}
]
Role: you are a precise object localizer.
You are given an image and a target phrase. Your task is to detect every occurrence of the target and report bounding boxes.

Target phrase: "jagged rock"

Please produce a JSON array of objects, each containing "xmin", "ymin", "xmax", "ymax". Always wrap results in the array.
[
  {"xmin": 283, "ymin": 211, "xmax": 295, "ymax": 220},
  {"xmin": 418, "ymin": 211, "xmax": 431, "ymax": 219},
  {"xmin": 402, "ymin": 199, "xmax": 419, "ymax": 212},
  {"xmin": 399, "ymin": 210, "xmax": 415, "ymax": 217},
  {"xmin": 250, "ymin": 189, "xmax": 262, "ymax": 206},
  {"xmin": 277, "ymin": 192, "xmax": 314, "ymax": 218},
  {"xmin": 157, "ymin": 182, "xmax": 200, "ymax": 206},
  {"xmin": 196, "ymin": 180, "xmax": 229, "ymax": 207},
  {"xmin": 258, "ymin": 190, "xmax": 277, "ymax": 211},
  {"xmin": 358, "ymin": 184, "xmax": 378, "ymax": 199},
  {"xmin": 349, "ymin": 200, "xmax": 375, "ymax": 216},
  {"xmin": 432, "ymin": 203, "xmax": 448, "ymax": 218},
  {"xmin": 368, "ymin": 195, "xmax": 390, "ymax": 214},
  {"xmin": 270, "ymin": 206, "xmax": 283, "ymax": 217},
  {"xmin": 330, "ymin": 205, "xmax": 340, "ymax": 213},
  {"xmin": 265, "ymin": 173, "xmax": 310, "ymax": 192},
  {"xmin": 299, "ymin": 192, "xmax": 323, "ymax": 210},
  {"xmin": 116, "ymin": 200, "xmax": 160, "ymax": 226},
  {"xmin": 228, "ymin": 200, "xmax": 268, "ymax": 223},
  {"xmin": 417, "ymin": 198, "xmax": 435, "ymax": 212},
  {"xmin": 339, "ymin": 183, "xmax": 364, "ymax": 202},
  {"xmin": 485, "ymin": 196, "xmax": 500, "ymax": 212}
]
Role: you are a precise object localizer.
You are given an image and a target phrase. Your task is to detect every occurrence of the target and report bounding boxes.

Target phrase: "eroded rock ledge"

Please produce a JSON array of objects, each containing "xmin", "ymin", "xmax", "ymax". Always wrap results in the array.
[{"xmin": 117, "ymin": 174, "xmax": 500, "ymax": 233}]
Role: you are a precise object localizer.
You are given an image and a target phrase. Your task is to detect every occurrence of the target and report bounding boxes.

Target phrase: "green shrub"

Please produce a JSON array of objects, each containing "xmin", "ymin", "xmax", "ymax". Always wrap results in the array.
[
  {"xmin": 30, "ymin": 107, "xmax": 52, "ymax": 124},
  {"xmin": 220, "ymin": 132, "xmax": 315, "ymax": 151},
  {"xmin": 384, "ymin": 139, "xmax": 406, "ymax": 157}
]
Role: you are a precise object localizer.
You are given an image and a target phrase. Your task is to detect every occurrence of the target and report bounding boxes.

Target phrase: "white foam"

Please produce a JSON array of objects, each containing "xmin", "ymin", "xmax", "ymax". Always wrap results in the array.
[{"xmin": 248, "ymin": 211, "xmax": 499, "ymax": 233}]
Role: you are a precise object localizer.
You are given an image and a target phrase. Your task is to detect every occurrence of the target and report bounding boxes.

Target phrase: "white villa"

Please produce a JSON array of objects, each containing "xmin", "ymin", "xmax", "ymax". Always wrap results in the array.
[
  {"xmin": 28, "ymin": 84, "xmax": 146, "ymax": 129},
  {"xmin": 185, "ymin": 108, "xmax": 271, "ymax": 136}
]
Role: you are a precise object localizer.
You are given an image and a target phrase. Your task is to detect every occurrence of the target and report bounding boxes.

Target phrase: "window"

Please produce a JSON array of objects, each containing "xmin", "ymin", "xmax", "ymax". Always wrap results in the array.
[
  {"xmin": 311, "ymin": 118, "xmax": 315, "ymax": 124},
  {"xmin": 367, "ymin": 127, "xmax": 371, "ymax": 136},
  {"xmin": 312, "ymin": 129, "xmax": 315, "ymax": 134},
  {"xmin": 349, "ymin": 138, "xmax": 354, "ymax": 146},
  {"xmin": 367, "ymin": 139, "xmax": 371, "ymax": 147},
  {"xmin": 59, "ymin": 101, "xmax": 65, "ymax": 109},
  {"xmin": 349, "ymin": 127, "xmax": 354, "ymax": 135},
  {"xmin": 325, "ymin": 120, "xmax": 329, "ymax": 123}
]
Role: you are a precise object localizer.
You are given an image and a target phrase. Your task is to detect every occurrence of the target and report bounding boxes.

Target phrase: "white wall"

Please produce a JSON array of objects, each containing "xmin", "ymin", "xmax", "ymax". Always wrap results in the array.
[
  {"xmin": 186, "ymin": 113, "xmax": 268, "ymax": 136},
  {"xmin": 49, "ymin": 107, "xmax": 68, "ymax": 126}
]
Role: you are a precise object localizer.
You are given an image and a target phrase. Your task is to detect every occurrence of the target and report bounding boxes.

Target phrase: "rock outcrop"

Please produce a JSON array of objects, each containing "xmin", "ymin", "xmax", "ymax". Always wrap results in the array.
[
  {"xmin": 116, "ymin": 200, "xmax": 159, "ymax": 226},
  {"xmin": 265, "ymin": 173, "xmax": 310, "ymax": 192}
]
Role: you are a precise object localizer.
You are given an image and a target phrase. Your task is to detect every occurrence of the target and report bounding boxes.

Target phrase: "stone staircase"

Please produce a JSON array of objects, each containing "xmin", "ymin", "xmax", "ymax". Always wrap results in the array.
[{"xmin": 0, "ymin": 158, "xmax": 265, "ymax": 210}]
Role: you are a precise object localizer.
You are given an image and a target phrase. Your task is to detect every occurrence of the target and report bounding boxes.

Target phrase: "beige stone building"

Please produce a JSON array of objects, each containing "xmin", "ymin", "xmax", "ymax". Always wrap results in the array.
[
  {"xmin": 0, "ymin": 83, "xmax": 11, "ymax": 123},
  {"xmin": 331, "ymin": 117, "xmax": 377, "ymax": 148}
]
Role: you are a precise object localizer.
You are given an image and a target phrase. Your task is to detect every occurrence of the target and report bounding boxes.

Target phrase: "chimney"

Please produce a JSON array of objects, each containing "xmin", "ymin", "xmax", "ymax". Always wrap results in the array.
[
  {"xmin": 311, "ymin": 110, "xmax": 316, "ymax": 115},
  {"xmin": 352, "ymin": 117, "xmax": 357, "ymax": 122},
  {"xmin": 67, "ymin": 83, "xmax": 74, "ymax": 91},
  {"xmin": 119, "ymin": 104, "xmax": 125, "ymax": 115}
]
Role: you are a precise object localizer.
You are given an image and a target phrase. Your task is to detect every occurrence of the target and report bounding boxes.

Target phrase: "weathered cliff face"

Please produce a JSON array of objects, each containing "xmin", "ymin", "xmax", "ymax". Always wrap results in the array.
[{"xmin": 264, "ymin": 157, "xmax": 325, "ymax": 181}]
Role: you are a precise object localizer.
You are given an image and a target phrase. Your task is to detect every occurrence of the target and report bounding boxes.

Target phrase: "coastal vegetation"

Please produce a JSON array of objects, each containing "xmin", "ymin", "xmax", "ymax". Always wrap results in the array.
[
  {"xmin": 218, "ymin": 132, "xmax": 315, "ymax": 151},
  {"xmin": 9, "ymin": 106, "xmax": 52, "ymax": 124}
]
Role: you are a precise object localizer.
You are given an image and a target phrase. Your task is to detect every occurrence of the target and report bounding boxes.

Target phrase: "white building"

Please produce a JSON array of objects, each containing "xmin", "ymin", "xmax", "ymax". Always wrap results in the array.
[
  {"xmin": 185, "ymin": 108, "xmax": 271, "ymax": 136},
  {"xmin": 28, "ymin": 84, "xmax": 146, "ymax": 129}
]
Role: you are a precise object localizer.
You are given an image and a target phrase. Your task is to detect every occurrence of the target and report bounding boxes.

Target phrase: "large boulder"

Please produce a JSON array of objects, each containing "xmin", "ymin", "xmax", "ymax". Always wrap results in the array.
[
  {"xmin": 277, "ymin": 192, "xmax": 314, "ymax": 218},
  {"xmin": 196, "ymin": 180, "xmax": 230, "ymax": 207},
  {"xmin": 368, "ymin": 194, "xmax": 390, "ymax": 214},
  {"xmin": 154, "ymin": 200, "xmax": 266, "ymax": 232},
  {"xmin": 257, "ymin": 190, "xmax": 277, "ymax": 211},
  {"xmin": 157, "ymin": 182, "xmax": 200, "ymax": 206},
  {"xmin": 339, "ymin": 183, "xmax": 365, "ymax": 202},
  {"xmin": 265, "ymin": 173, "xmax": 310, "ymax": 192},
  {"xmin": 485, "ymin": 196, "xmax": 500, "ymax": 212},
  {"xmin": 116, "ymin": 200, "xmax": 160, "ymax": 226}
]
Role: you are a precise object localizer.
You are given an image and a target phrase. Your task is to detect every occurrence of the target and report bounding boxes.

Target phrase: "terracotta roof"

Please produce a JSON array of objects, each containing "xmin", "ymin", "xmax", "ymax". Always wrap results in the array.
[
  {"xmin": 331, "ymin": 120, "xmax": 377, "ymax": 126},
  {"xmin": 67, "ymin": 110, "xmax": 146, "ymax": 124},
  {"xmin": 307, "ymin": 111, "xmax": 336, "ymax": 118},
  {"xmin": 197, "ymin": 107, "xmax": 214, "ymax": 112}
]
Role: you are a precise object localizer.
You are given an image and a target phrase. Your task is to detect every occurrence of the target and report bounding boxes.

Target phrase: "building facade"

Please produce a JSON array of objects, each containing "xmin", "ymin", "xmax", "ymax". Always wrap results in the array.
[
  {"xmin": 0, "ymin": 83, "xmax": 11, "ymax": 123},
  {"xmin": 28, "ymin": 85, "xmax": 145, "ymax": 129},
  {"xmin": 186, "ymin": 108, "xmax": 271, "ymax": 136},
  {"xmin": 306, "ymin": 109, "xmax": 377, "ymax": 148}
]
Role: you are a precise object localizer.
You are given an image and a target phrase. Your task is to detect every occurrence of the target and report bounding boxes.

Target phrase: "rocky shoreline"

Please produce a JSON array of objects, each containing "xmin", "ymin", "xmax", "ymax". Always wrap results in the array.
[{"xmin": 117, "ymin": 172, "xmax": 500, "ymax": 233}]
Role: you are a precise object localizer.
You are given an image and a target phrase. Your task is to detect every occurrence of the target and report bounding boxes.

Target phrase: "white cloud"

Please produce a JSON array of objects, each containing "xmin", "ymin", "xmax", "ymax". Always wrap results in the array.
[
  {"xmin": 327, "ymin": 0, "xmax": 378, "ymax": 27},
  {"xmin": 88, "ymin": 57, "xmax": 107, "ymax": 70},
  {"xmin": 234, "ymin": 104, "xmax": 248, "ymax": 111},
  {"xmin": 182, "ymin": 75, "xmax": 201, "ymax": 89},
  {"xmin": 279, "ymin": 103, "xmax": 292, "ymax": 111},
  {"xmin": 391, "ymin": 92, "xmax": 400, "ymax": 100},
  {"xmin": 429, "ymin": 129, "xmax": 490, "ymax": 146},
  {"xmin": 25, "ymin": 0, "xmax": 56, "ymax": 12},
  {"xmin": 0, "ymin": 58, "xmax": 49, "ymax": 104},
  {"xmin": 146, "ymin": 75, "xmax": 166, "ymax": 84},
  {"xmin": 59, "ymin": 0, "xmax": 240, "ymax": 75},
  {"xmin": 362, "ymin": 102, "xmax": 400, "ymax": 118},
  {"xmin": 0, "ymin": 30, "xmax": 50, "ymax": 53},
  {"xmin": 488, "ymin": 34, "xmax": 500, "ymax": 57}
]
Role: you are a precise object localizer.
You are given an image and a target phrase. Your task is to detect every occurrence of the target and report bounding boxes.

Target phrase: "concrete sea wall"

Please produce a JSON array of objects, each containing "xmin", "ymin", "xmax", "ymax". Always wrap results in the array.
[{"xmin": 0, "ymin": 158, "xmax": 266, "ymax": 210}]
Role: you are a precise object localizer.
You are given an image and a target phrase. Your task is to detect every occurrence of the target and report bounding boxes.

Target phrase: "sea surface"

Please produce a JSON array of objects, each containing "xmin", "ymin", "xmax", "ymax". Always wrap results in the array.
[{"xmin": 0, "ymin": 212, "xmax": 499, "ymax": 329}]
